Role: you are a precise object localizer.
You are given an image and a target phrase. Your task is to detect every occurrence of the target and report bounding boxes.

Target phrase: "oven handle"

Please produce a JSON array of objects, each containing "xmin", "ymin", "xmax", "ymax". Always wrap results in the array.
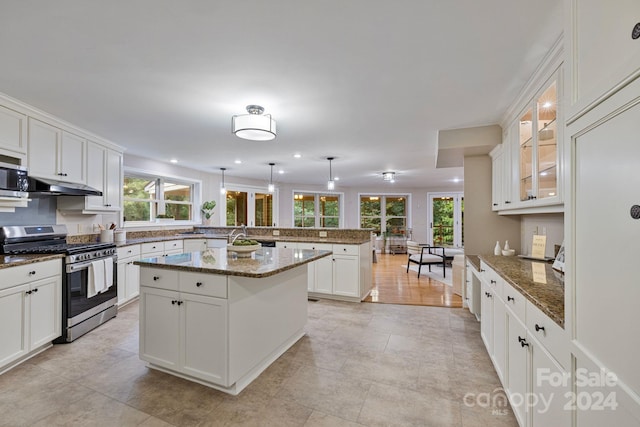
[{"xmin": 66, "ymin": 255, "xmax": 118, "ymax": 274}]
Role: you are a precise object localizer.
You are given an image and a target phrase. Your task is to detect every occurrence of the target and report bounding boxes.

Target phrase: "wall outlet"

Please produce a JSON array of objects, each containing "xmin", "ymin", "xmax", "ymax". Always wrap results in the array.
[
  {"xmin": 272, "ymin": 230, "xmax": 280, "ymax": 236},
  {"xmin": 319, "ymin": 231, "xmax": 327, "ymax": 237}
]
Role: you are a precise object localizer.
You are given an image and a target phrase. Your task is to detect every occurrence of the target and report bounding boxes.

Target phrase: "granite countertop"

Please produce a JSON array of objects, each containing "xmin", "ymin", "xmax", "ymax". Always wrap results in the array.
[
  {"xmin": 0, "ymin": 253, "xmax": 64, "ymax": 269},
  {"xmin": 135, "ymin": 247, "xmax": 332, "ymax": 278},
  {"xmin": 466, "ymin": 255, "xmax": 481, "ymax": 271},
  {"xmin": 117, "ymin": 233, "xmax": 369, "ymax": 247},
  {"xmin": 478, "ymin": 254, "xmax": 564, "ymax": 327}
]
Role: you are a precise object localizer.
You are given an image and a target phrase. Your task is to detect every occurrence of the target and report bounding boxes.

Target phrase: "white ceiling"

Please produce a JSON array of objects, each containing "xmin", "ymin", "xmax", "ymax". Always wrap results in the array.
[{"xmin": 0, "ymin": 1, "xmax": 562, "ymax": 190}]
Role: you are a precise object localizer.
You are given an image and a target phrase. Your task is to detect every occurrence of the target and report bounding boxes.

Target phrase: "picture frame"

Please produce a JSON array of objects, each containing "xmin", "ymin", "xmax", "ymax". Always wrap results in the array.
[{"xmin": 552, "ymin": 240, "xmax": 565, "ymax": 273}]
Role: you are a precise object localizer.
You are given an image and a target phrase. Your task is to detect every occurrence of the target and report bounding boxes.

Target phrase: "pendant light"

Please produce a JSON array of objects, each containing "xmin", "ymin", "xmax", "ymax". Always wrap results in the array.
[
  {"xmin": 220, "ymin": 167, "xmax": 227, "ymax": 195},
  {"xmin": 327, "ymin": 157, "xmax": 335, "ymax": 190},
  {"xmin": 268, "ymin": 163, "xmax": 275, "ymax": 193}
]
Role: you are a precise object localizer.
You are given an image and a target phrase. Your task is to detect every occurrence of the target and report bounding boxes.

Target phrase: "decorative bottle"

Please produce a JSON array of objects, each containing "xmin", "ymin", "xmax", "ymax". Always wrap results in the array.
[
  {"xmin": 494, "ymin": 241, "xmax": 501, "ymax": 255},
  {"xmin": 504, "ymin": 240, "xmax": 510, "ymax": 251}
]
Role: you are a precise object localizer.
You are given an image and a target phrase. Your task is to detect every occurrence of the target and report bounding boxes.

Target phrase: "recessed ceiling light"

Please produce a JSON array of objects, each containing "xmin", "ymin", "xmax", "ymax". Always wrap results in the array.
[
  {"xmin": 234, "ymin": 159, "xmax": 242, "ymax": 164},
  {"xmin": 278, "ymin": 169, "xmax": 284, "ymax": 174},
  {"xmin": 334, "ymin": 177, "xmax": 340, "ymax": 181},
  {"xmin": 293, "ymin": 153, "xmax": 301, "ymax": 158},
  {"xmin": 170, "ymin": 159, "xmax": 178, "ymax": 163}
]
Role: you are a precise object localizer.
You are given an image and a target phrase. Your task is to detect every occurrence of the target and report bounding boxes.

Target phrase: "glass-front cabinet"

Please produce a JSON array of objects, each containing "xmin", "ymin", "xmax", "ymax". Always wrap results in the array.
[{"xmin": 511, "ymin": 70, "xmax": 562, "ymax": 209}]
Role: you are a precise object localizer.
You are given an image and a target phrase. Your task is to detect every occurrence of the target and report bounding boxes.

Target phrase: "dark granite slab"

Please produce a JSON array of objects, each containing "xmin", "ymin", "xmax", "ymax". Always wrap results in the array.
[
  {"xmin": 135, "ymin": 247, "xmax": 332, "ymax": 278},
  {"xmin": 479, "ymin": 254, "xmax": 564, "ymax": 328},
  {"xmin": 0, "ymin": 253, "xmax": 64, "ymax": 269}
]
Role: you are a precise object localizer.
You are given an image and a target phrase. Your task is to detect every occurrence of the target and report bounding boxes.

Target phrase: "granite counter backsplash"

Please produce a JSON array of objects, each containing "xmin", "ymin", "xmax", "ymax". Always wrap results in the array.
[{"xmin": 478, "ymin": 254, "xmax": 564, "ymax": 328}]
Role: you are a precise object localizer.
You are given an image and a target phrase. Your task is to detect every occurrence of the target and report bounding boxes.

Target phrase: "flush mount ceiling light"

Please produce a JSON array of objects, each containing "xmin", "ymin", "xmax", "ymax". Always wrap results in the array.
[
  {"xmin": 232, "ymin": 105, "xmax": 276, "ymax": 141},
  {"xmin": 220, "ymin": 167, "xmax": 227, "ymax": 195},
  {"xmin": 382, "ymin": 171, "xmax": 396, "ymax": 183},
  {"xmin": 327, "ymin": 157, "xmax": 335, "ymax": 190},
  {"xmin": 268, "ymin": 163, "xmax": 275, "ymax": 193}
]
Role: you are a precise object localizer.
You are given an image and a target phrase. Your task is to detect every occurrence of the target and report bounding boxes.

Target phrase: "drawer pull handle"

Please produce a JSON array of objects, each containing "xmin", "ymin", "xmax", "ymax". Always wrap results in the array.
[
  {"xmin": 196, "ymin": 282, "xmax": 203, "ymax": 287},
  {"xmin": 507, "ymin": 296, "xmax": 514, "ymax": 302},
  {"xmin": 535, "ymin": 324, "xmax": 545, "ymax": 332},
  {"xmin": 520, "ymin": 339, "xmax": 530, "ymax": 348},
  {"xmin": 490, "ymin": 279, "xmax": 496, "ymax": 284},
  {"xmin": 29, "ymin": 270, "xmax": 36, "ymax": 276},
  {"xmin": 153, "ymin": 276, "xmax": 160, "ymax": 281}
]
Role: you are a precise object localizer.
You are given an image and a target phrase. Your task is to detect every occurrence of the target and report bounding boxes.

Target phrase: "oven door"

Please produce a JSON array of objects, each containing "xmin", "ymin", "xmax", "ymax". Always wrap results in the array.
[{"xmin": 64, "ymin": 255, "xmax": 118, "ymax": 326}]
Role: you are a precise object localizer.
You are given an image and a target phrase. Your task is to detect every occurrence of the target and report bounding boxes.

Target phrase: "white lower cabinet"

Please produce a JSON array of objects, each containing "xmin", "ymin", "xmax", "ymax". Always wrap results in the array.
[
  {"xmin": 480, "ymin": 261, "xmax": 569, "ymax": 427},
  {"xmin": 183, "ymin": 238, "xmax": 207, "ymax": 253},
  {"xmin": 332, "ymin": 254, "xmax": 359, "ymax": 297},
  {"xmin": 140, "ymin": 277, "xmax": 229, "ymax": 386},
  {"xmin": 117, "ymin": 245, "xmax": 141, "ymax": 306},
  {"xmin": 0, "ymin": 259, "xmax": 62, "ymax": 372}
]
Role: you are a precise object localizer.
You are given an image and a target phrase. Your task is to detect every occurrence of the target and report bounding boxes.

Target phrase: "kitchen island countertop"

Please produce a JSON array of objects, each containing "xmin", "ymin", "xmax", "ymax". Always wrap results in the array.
[{"xmin": 135, "ymin": 247, "xmax": 332, "ymax": 278}]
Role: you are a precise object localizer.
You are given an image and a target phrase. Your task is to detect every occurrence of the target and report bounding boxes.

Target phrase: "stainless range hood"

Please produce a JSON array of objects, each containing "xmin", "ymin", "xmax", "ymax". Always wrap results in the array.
[{"xmin": 28, "ymin": 177, "xmax": 102, "ymax": 196}]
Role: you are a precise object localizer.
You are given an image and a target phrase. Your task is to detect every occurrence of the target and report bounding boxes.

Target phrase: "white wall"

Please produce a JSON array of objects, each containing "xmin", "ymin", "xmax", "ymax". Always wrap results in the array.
[{"xmin": 520, "ymin": 213, "xmax": 564, "ymax": 258}]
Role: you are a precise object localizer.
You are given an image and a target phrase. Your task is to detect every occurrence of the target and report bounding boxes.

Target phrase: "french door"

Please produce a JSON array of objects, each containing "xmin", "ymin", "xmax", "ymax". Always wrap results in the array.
[
  {"xmin": 223, "ymin": 185, "xmax": 276, "ymax": 227},
  {"xmin": 427, "ymin": 192, "xmax": 464, "ymax": 247}
]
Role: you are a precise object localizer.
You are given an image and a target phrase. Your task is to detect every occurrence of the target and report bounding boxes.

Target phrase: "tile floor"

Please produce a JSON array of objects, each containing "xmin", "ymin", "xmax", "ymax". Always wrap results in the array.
[{"xmin": 0, "ymin": 300, "xmax": 518, "ymax": 426}]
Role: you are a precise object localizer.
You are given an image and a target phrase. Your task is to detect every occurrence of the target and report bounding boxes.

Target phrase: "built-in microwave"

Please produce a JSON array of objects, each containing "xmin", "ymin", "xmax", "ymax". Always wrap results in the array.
[{"xmin": 0, "ymin": 161, "xmax": 29, "ymax": 198}]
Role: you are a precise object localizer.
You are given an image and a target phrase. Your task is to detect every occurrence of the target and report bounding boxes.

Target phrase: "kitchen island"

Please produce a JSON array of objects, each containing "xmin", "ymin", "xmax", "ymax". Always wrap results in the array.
[{"xmin": 135, "ymin": 247, "xmax": 331, "ymax": 395}]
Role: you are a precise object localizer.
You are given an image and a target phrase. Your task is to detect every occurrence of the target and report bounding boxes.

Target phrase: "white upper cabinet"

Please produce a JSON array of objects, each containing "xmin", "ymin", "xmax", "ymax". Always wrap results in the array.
[
  {"xmin": 568, "ymin": 0, "xmax": 640, "ymax": 119},
  {"xmin": 28, "ymin": 118, "xmax": 85, "ymax": 184},
  {"xmin": 0, "ymin": 105, "xmax": 27, "ymax": 157}
]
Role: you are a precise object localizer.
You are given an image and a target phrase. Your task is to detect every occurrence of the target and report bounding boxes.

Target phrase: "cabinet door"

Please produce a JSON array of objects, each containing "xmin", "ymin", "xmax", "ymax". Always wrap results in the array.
[
  {"xmin": 314, "ymin": 255, "xmax": 333, "ymax": 294},
  {"xmin": 506, "ymin": 312, "xmax": 528, "ymax": 426},
  {"xmin": 480, "ymin": 281, "xmax": 493, "ymax": 352},
  {"xmin": 139, "ymin": 287, "xmax": 180, "ymax": 370},
  {"xmin": 530, "ymin": 339, "xmax": 570, "ymax": 427},
  {"xmin": 29, "ymin": 276, "xmax": 62, "ymax": 348},
  {"xmin": 0, "ymin": 284, "xmax": 29, "ymax": 367},
  {"xmin": 181, "ymin": 293, "xmax": 228, "ymax": 386},
  {"xmin": 104, "ymin": 149, "xmax": 122, "ymax": 209},
  {"xmin": 85, "ymin": 142, "xmax": 107, "ymax": 210},
  {"xmin": 306, "ymin": 261, "xmax": 316, "ymax": 292},
  {"xmin": 574, "ymin": 95, "xmax": 640, "ymax": 395},
  {"xmin": 491, "ymin": 147, "xmax": 503, "ymax": 211},
  {"xmin": 59, "ymin": 131, "xmax": 85, "ymax": 184},
  {"xmin": 492, "ymin": 296, "xmax": 506, "ymax": 383},
  {"xmin": 125, "ymin": 261, "xmax": 140, "ymax": 301},
  {"xmin": 116, "ymin": 260, "xmax": 127, "ymax": 305},
  {"xmin": 0, "ymin": 105, "xmax": 26, "ymax": 155},
  {"xmin": 332, "ymin": 255, "xmax": 359, "ymax": 297},
  {"xmin": 28, "ymin": 118, "xmax": 60, "ymax": 180}
]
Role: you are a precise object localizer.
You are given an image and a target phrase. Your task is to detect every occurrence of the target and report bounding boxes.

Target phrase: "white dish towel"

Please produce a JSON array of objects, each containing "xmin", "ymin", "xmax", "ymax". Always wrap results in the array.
[
  {"xmin": 88, "ymin": 259, "xmax": 105, "ymax": 298},
  {"xmin": 102, "ymin": 258, "xmax": 113, "ymax": 292}
]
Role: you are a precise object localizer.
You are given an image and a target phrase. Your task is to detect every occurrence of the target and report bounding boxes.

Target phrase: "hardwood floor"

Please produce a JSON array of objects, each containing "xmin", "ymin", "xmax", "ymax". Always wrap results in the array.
[{"xmin": 365, "ymin": 253, "xmax": 463, "ymax": 308}]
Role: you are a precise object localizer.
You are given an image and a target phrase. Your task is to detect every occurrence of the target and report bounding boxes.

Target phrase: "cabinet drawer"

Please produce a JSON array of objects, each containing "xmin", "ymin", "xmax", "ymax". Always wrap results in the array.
[
  {"xmin": 207, "ymin": 239, "xmax": 227, "ymax": 249},
  {"xmin": 0, "ymin": 258, "xmax": 61, "ymax": 291},
  {"xmin": 480, "ymin": 263, "xmax": 503, "ymax": 298},
  {"xmin": 140, "ymin": 267, "xmax": 179, "ymax": 291},
  {"xmin": 164, "ymin": 240, "xmax": 183, "ymax": 251},
  {"xmin": 298, "ymin": 242, "xmax": 332, "ymax": 251},
  {"xmin": 117, "ymin": 244, "xmax": 141, "ymax": 259},
  {"xmin": 179, "ymin": 272, "xmax": 227, "ymax": 298},
  {"xmin": 333, "ymin": 244, "xmax": 358, "ymax": 256},
  {"xmin": 526, "ymin": 300, "xmax": 569, "ymax": 369},
  {"xmin": 502, "ymin": 282, "xmax": 525, "ymax": 322},
  {"xmin": 141, "ymin": 242, "xmax": 163, "ymax": 254}
]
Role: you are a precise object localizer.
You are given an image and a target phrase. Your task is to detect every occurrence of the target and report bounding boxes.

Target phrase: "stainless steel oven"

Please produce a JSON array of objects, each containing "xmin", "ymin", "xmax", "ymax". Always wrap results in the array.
[{"xmin": 62, "ymin": 251, "xmax": 118, "ymax": 342}]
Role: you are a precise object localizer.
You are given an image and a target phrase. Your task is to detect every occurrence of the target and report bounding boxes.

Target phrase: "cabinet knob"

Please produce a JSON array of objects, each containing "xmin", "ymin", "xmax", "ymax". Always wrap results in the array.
[
  {"xmin": 507, "ymin": 296, "xmax": 514, "ymax": 302},
  {"xmin": 505, "ymin": 201, "xmax": 511, "ymax": 204},
  {"xmin": 26, "ymin": 290, "xmax": 32, "ymax": 295},
  {"xmin": 196, "ymin": 282, "xmax": 203, "ymax": 287},
  {"xmin": 480, "ymin": 269, "xmax": 485, "ymax": 272},
  {"xmin": 171, "ymin": 300, "xmax": 176, "ymax": 305},
  {"xmin": 492, "ymin": 203, "xmax": 498, "ymax": 206},
  {"xmin": 177, "ymin": 301, "xmax": 183, "ymax": 305},
  {"xmin": 518, "ymin": 335, "xmax": 525, "ymax": 343},
  {"xmin": 535, "ymin": 324, "xmax": 545, "ymax": 332},
  {"xmin": 153, "ymin": 276, "xmax": 160, "ymax": 281},
  {"xmin": 32, "ymin": 288, "xmax": 38, "ymax": 293},
  {"xmin": 520, "ymin": 339, "xmax": 530, "ymax": 348},
  {"xmin": 28, "ymin": 270, "xmax": 36, "ymax": 276},
  {"xmin": 490, "ymin": 279, "xmax": 496, "ymax": 284}
]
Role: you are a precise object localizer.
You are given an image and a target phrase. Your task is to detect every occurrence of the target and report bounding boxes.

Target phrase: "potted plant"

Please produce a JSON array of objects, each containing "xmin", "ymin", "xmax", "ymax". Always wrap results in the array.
[
  {"xmin": 201, "ymin": 200, "xmax": 216, "ymax": 225},
  {"xmin": 155, "ymin": 214, "xmax": 175, "ymax": 224}
]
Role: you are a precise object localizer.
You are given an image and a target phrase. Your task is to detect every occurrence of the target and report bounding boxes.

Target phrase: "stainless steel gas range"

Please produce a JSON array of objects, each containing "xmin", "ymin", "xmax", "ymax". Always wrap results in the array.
[{"xmin": 0, "ymin": 224, "xmax": 117, "ymax": 342}]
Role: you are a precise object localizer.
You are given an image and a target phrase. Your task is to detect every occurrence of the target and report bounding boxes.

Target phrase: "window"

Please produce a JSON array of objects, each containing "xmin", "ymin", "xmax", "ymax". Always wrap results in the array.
[
  {"xmin": 123, "ymin": 171, "xmax": 199, "ymax": 224},
  {"xmin": 359, "ymin": 194, "xmax": 409, "ymax": 235},
  {"xmin": 224, "ymin": 185, "xmax": 276, "ymax": 227},
  {"xmin": 293, "ymin": 192, "xmax": 341, "ymax": 228}
]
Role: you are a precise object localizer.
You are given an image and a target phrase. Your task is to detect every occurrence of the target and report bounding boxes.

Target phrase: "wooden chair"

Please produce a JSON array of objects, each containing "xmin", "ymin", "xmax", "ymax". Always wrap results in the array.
[{"xmin": 406, "ymin": 240, "xmax": 446, "ymax": 278}]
